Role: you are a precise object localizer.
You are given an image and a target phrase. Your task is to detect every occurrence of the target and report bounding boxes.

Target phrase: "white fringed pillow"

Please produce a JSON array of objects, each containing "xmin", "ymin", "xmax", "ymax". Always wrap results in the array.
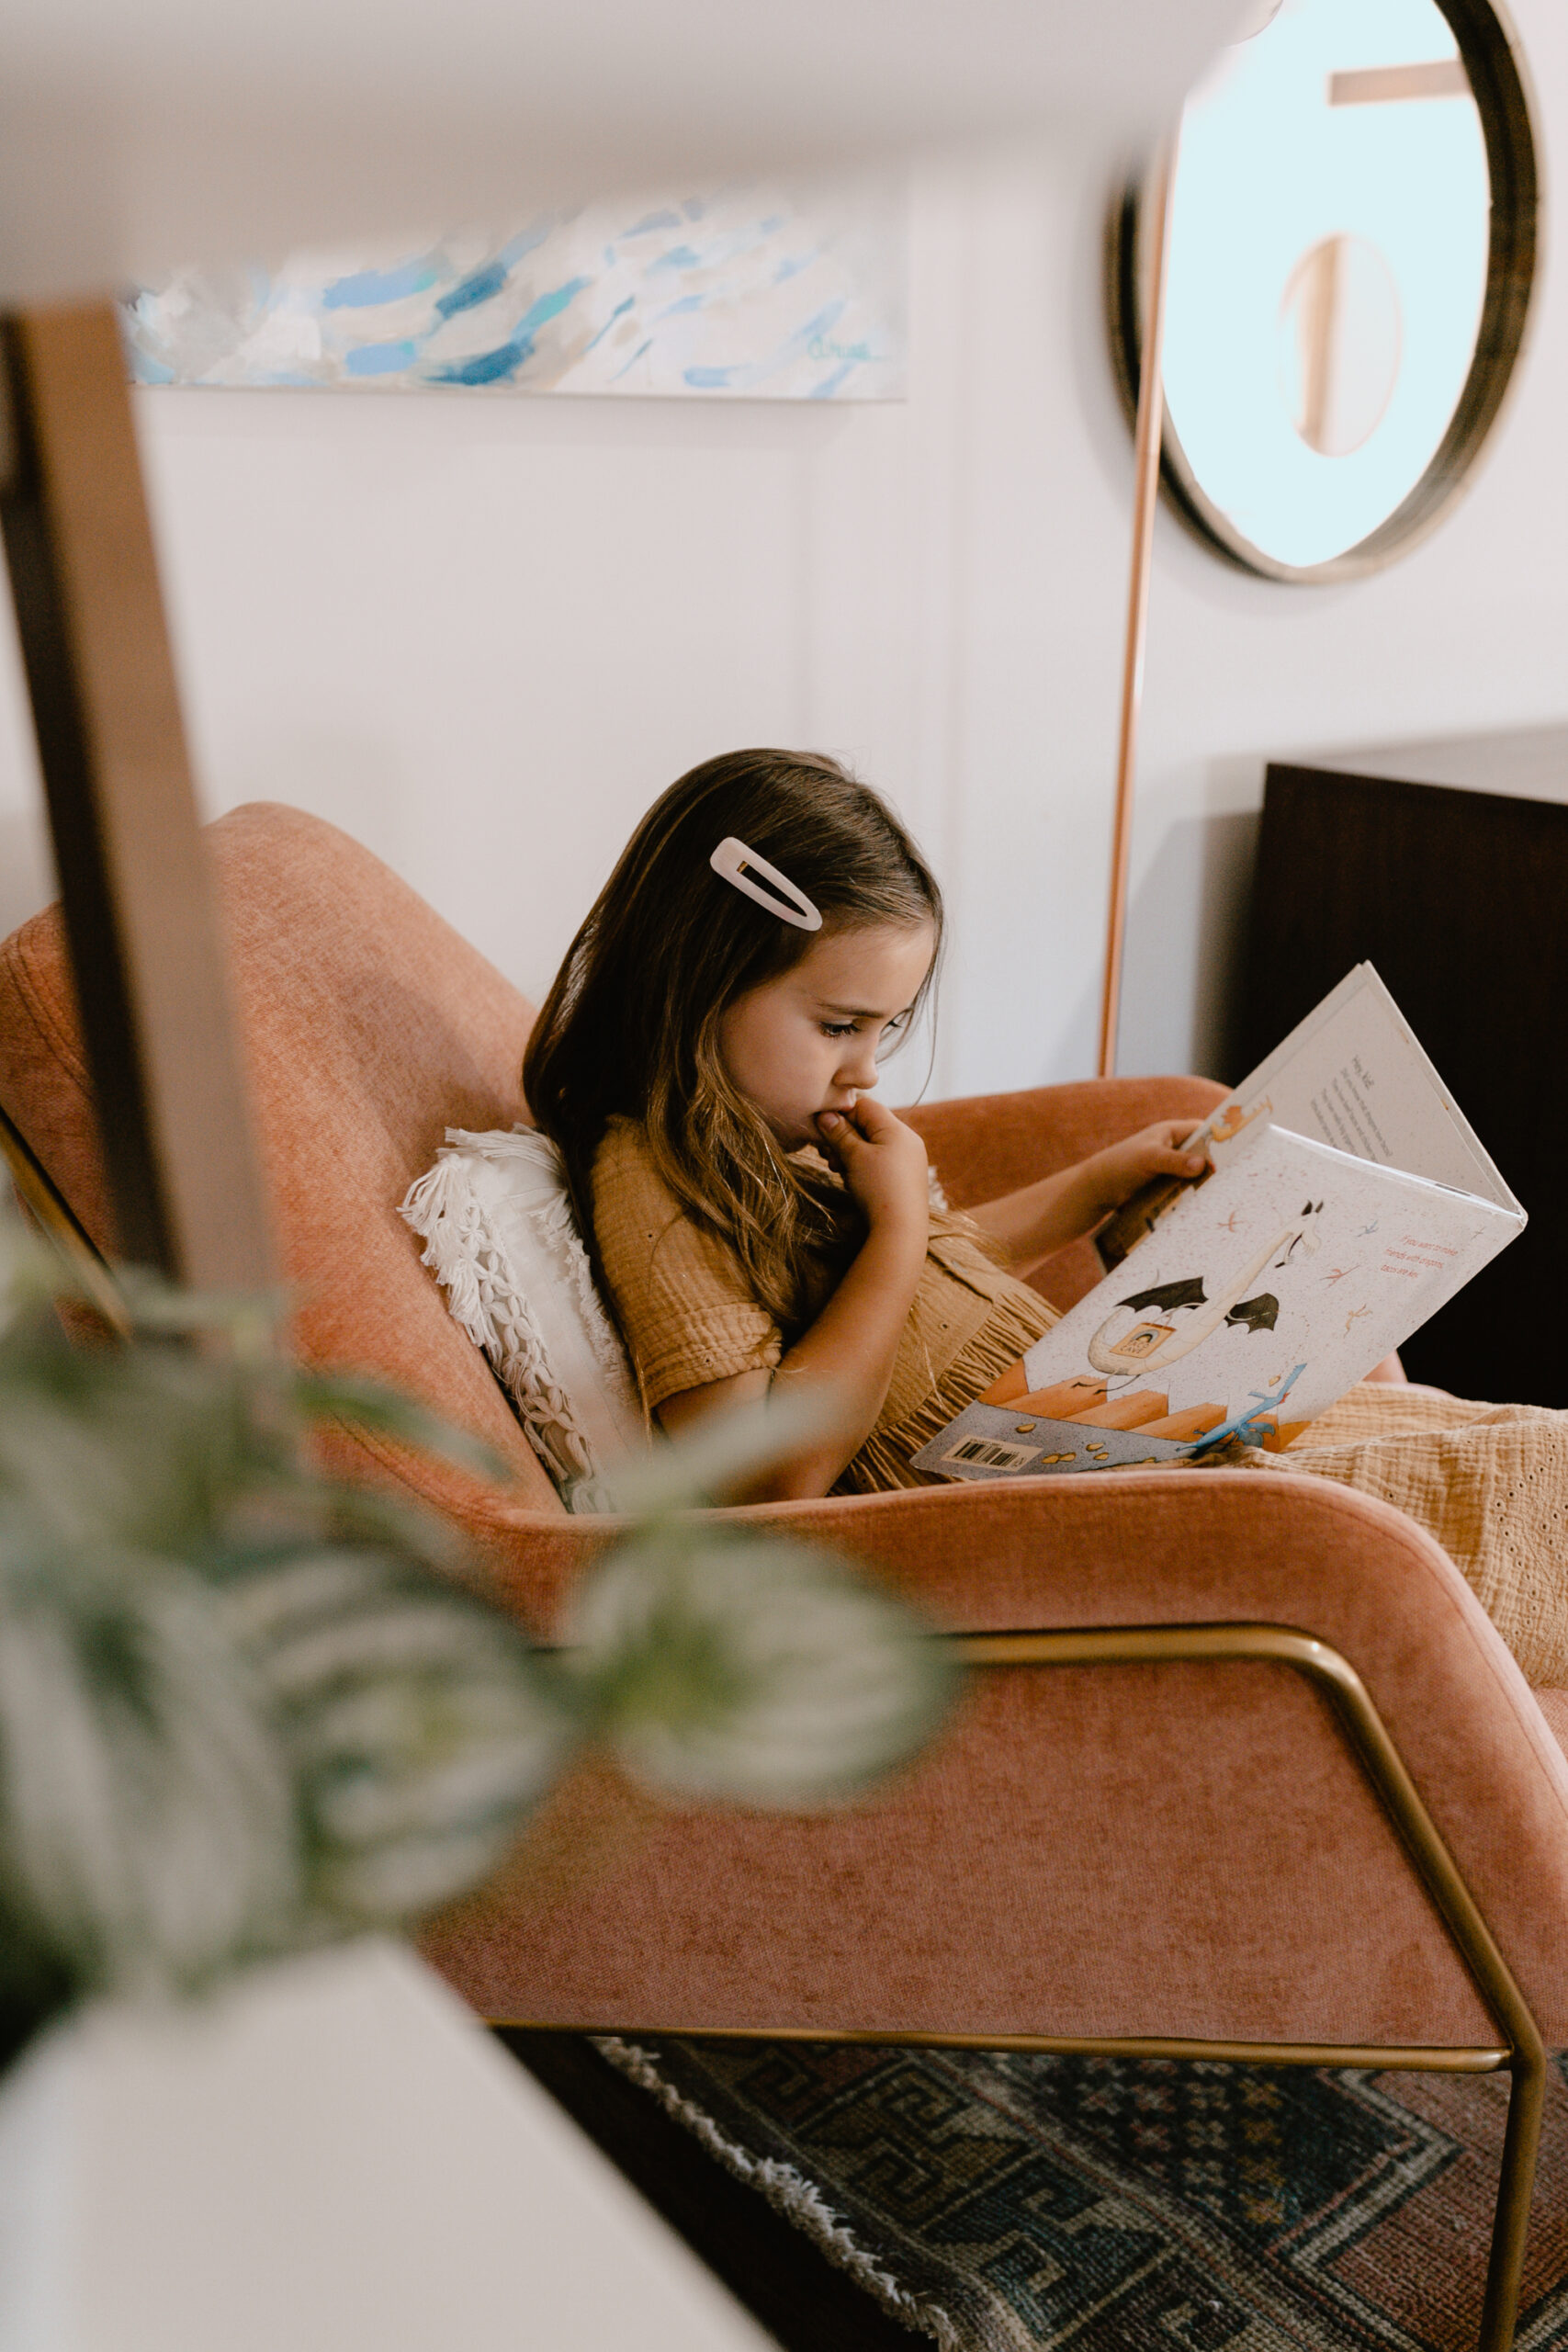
[{"xmin": 399, "ymin": 1126, "xmax": 647, "ymax": 1514}]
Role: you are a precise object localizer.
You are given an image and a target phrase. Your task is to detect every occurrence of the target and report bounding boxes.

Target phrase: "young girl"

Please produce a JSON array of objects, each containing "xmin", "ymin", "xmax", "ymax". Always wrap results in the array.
[{"xmin": 525, "ymin": 749, "xmax": 1568, "ymax": 1679}]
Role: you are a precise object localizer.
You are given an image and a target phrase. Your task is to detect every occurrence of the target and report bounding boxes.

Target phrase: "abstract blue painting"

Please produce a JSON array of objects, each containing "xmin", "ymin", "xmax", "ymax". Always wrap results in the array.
[{"xmin": 123, "ymin": 183, "xmax": 906, "ymax": 401}]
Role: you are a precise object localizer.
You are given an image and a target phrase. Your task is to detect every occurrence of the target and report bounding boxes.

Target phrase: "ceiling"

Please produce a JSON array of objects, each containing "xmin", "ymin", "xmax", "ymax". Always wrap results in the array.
[{"xmin": 0, "ymin": 0, "xmax": 1251, "ymax": 300}]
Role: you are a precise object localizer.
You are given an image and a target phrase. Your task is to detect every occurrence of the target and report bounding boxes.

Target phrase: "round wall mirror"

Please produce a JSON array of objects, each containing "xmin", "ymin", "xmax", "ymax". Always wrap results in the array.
[{"xmin": 1109, "ymin": 0, "xmax": 1537, "ymax": 582}]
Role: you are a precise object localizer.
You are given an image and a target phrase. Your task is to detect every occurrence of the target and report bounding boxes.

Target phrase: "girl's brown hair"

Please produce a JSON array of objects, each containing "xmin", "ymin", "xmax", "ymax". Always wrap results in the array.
[{"xmin": 524, "ymin": 749, "xmax": 942, "ymax": 1330}]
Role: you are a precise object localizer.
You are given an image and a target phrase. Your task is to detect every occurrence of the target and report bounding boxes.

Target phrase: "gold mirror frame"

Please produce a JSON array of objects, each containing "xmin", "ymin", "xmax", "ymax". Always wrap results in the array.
[{"xmin": 1107, "ymin": 0, "xmax": 1539, "ymax": 584}]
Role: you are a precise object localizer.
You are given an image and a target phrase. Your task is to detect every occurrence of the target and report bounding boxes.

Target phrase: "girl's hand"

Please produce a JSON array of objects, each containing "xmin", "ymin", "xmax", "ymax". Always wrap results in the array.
[
  {"xmin": 966, "ymin": 1119, "xmax": 1210, "ymax": 1272},
  {"xmin": 1081, "ymin": 1120, "xmax": 1209, "ymax": 1220},
  {"xmin": 662, "ymin": 1098, "xmax": 931, "ymax": 1500},
  {"xmin": 816, "ymin": 1098, "xmax": 930, "ymax": 1239}
]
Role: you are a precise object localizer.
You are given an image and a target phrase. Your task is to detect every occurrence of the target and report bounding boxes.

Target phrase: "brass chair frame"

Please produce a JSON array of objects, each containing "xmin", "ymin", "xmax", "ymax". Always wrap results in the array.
[
  {"xmin": 509, "ymin": 1623, "xmax": 1548, "ymax": 2352},
  {"xmin": 1, "ymin": 1099, "xmax": 131, "ymax": 1333}
]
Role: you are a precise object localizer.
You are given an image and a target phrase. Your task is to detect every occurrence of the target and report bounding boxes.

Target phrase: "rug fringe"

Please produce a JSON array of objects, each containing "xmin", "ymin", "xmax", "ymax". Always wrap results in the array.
[{"xmin": 592, "ymin": 2035, "xmax": 962, "ymax": 2350}]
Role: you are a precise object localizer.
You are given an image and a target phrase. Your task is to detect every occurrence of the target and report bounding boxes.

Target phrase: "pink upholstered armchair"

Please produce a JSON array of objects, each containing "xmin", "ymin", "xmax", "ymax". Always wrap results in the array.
[{"xmin": 6, "ymin": 801, "xmax": 1568, "ymax": 2348}]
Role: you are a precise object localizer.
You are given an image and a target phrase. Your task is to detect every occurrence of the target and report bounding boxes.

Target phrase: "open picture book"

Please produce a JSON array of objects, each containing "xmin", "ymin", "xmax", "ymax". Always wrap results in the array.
[{"xmin": 911, "ymin": 966, "xmax": 1526, "ymax": 1482}]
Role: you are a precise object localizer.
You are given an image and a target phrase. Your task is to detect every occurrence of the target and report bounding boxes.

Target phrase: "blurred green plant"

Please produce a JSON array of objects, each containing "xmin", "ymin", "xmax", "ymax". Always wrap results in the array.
[{"xmin": 0, "ymin": 1198, "xmax": 958, "ymax": 2073}]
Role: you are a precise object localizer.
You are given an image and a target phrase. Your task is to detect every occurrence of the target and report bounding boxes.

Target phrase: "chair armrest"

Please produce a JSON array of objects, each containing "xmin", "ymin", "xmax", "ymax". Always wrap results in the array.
[
  {"xmin": 436, "ymin": 1468, "xmax": 1568, "ymax": 2045},
  {"xmin": 478, "ymin": 1467, "xmax": 1564, "ymax": 1810},
  {"xmin": 899, "ymin": 1074, "xmax": 1226, "ymax": 1307}
]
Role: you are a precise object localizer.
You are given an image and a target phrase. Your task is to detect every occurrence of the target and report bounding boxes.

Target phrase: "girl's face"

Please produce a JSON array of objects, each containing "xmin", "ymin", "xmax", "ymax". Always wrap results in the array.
[{"xmin": 716, "ymin": 920, "xmax": 936, "ymax": 1151}]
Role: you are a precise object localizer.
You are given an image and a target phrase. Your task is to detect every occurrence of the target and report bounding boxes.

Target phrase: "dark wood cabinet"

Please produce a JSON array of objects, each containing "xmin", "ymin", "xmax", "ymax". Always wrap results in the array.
[{"xmin": 1239, "ymin": 735, "xmax": 1568, "ymax": 1404}]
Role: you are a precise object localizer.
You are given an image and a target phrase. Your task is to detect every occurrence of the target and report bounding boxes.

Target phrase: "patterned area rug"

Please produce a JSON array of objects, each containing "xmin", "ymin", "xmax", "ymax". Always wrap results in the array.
[{"xmin": 596, "ymin": 2038, "xmax": 1568, "ymax": 2350}]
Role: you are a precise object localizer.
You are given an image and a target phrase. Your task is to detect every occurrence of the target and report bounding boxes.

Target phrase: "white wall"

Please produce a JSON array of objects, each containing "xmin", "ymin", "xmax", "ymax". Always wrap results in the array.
[{"xmin": 1, "ymin": 0, "xmax": 1562, "ymax": 1102}]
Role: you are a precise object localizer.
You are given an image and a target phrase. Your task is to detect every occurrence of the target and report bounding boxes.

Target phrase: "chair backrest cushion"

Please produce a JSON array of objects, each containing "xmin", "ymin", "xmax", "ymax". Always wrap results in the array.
[{"xmin": 0, "ymin": 800, "xmax": 565, "ymax": 1521}]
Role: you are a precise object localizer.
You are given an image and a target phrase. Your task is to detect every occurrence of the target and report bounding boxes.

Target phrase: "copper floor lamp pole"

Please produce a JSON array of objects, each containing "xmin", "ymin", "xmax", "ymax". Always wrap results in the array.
[{"xmin": 1097, "ymin": 144, "xmax": 1174, "ymax": 1080}]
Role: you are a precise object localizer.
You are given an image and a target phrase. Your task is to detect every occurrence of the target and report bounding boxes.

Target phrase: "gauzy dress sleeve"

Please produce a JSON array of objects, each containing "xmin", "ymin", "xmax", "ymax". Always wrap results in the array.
[{"xmin": 590, "ymin": 1117, "xmax": 784, "ymax": 1414}]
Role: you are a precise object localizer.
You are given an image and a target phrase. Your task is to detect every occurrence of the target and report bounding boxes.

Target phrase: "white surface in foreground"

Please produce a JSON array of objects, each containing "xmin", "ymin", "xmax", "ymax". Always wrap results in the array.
[{"xmin": 0, "ymin": 1938, "xmax": 776, "ymax": 2352}]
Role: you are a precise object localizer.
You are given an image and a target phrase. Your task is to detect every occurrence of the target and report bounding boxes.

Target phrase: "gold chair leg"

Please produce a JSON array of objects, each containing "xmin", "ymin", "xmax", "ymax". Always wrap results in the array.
[{"xmin": 1480, "ymin": 2040, "xmax": 1547, "ymax": 2352}]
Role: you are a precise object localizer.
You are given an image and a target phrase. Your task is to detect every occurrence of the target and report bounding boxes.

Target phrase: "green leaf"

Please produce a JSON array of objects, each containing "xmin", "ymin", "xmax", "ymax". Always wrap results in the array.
[
  {"xmin": 0, "ymin": 1207, "xmax": 82, "ymax": 1339},
  {"xmin": 563, "ymin": 1533, "xmax": 962, "ymax": 1807},
  {"xmin": 115, "ymin": 1267, "xmax": 290, "ymax": 1354},
  {"xmin": 602, "ymin": 1390, "xmax": 834, "ymax": 1519},
  {"xmin": 0, "ymin": 1538, "xmax": 302, "ymax": 2011},
  {"xmin": 290, "ymin": 1370, "xmax": 513, "ymax": 1485},
  {"xmin": 223, "ymin": 1547, "xmax": 581, "ymax": 1928}
]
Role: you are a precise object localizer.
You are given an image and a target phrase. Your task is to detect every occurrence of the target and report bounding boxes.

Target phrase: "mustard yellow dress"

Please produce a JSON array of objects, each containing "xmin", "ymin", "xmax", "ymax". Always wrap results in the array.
[
  {"xmin": 1240, "ymin": 1382, "xmax": 1568, "ymax": 1688},
  {"xmin": 590, "ymin": 1116, "xmax": 1058, "ymax": 1495}
]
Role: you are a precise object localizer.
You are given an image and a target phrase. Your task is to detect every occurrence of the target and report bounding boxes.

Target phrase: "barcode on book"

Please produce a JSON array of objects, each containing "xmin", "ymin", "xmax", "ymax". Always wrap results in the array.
[{"xmin": 943, "ymin": 1435, "xmax": 1040, "ymax": 1472}]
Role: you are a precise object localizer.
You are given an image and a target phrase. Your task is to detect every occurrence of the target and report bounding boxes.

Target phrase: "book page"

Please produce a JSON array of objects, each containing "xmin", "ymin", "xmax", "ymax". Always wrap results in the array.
[
  {"xmin": 916, "ymin": 1125, "xmax": 1521, "ymax": 1483},
  {"xmin": 1226, "ymin": 965, "xmax": 1519, "ymax": 1209},
  {"xmin": 1096, "ymin": 963, "xmax": 1521, "ymax": 1275}
]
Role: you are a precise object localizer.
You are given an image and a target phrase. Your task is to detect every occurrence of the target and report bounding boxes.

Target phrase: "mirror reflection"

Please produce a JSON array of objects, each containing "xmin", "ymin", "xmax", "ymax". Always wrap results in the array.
[
  {"xmin": 1130, "ymin": 0, "xmax": 1534, "ymax": 579},
  {"xmin": 1279, "ymin": 232, "xmax": 1402, "ymax": 456}
]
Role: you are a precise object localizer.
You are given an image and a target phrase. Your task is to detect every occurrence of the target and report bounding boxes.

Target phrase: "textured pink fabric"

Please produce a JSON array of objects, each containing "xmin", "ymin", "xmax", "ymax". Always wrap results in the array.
[
  {"xmin": 430, "ymin": 1471, "xmax": 1568, "ymax": 2046},
  {"xmin": 0, "ymin": 802, "xmax": 559, "ymax": 1523},
  {"xmin": 6, "ymin": 801, "xmax": 1568, "ymax": 2054}
]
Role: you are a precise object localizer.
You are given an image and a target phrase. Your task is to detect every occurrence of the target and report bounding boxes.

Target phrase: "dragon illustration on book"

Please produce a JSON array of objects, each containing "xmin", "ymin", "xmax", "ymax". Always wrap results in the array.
[{"xmin": 1086, "ymin": 1205, "xmax": 1324, "ymax": 1377}]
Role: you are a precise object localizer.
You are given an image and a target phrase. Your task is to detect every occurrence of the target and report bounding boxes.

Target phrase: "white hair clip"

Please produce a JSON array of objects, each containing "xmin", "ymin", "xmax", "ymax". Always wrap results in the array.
[{"xmin": 710, "ymin": 836, "xmax": 823, "ymax": 932}]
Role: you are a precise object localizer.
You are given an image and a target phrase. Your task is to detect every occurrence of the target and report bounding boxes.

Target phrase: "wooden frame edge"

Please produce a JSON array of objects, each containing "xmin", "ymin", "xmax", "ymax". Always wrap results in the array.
[{"xmin": 1106, "ymin": 0, "xmax": 1540, "ymax": 586}]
